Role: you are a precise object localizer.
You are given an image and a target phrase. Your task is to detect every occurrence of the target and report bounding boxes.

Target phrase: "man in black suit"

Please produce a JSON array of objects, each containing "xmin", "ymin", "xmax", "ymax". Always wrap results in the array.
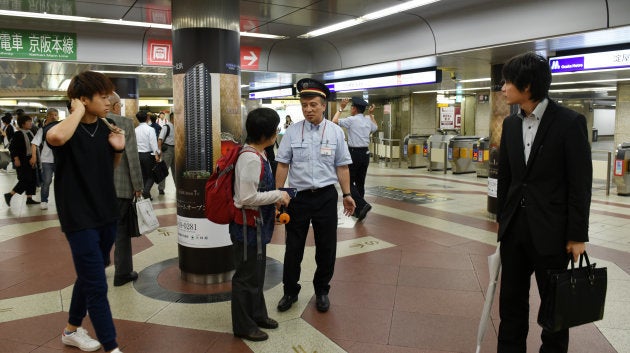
[{"xmin": 496, "ymin": 52, "xmax": 592, "ymax": 353}]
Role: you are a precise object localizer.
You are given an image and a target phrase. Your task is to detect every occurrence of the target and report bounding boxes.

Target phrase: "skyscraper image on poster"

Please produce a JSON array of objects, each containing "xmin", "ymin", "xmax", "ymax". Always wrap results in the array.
[{"xmin": 184, "ymin": 62, "xmax": 213, "ymax": 173}]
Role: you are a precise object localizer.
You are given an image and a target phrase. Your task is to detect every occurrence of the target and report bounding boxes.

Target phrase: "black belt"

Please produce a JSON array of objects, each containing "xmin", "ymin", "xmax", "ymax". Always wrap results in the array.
[
  {"xmin": 139, "ymin": 151, "xmax": 152, "ymax": 154},
  {"xmin": 297, "ymin": 184, "xmax": 335, "ymax": 195},
  {"xmin": 349, "ymin": 146, "xmax": 369, "ymax": 150}
]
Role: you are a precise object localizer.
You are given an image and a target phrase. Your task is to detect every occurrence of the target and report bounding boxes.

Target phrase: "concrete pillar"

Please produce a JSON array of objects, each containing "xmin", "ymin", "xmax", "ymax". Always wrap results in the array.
[
  {"xmin": 615, "ymin": 82, "xmax": 630, "ymax": 147},
  {"xmin": 171, "ymin": 0, "xmax": 241, "ymax": 283},
  {"xmin": 487, "ymin": 64, "xmax": 511, "ymax": 214},
  {"xmin": 411, "ymin": 93, "xmax": 437, "ymax": 135}
]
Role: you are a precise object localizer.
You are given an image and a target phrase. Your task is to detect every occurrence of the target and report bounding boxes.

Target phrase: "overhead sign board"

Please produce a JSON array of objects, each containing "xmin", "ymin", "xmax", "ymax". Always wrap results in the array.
[
  {"xmin": 326, "ymin": 70, "xmax": 439, "ymax": 92},
  {"xmin": 249, "ymin": 87, "xmax": 293, "ymax": 99},
  {"xmin": 549, "ymin": 48, "xmax": 630, "ymax": 73},
  {"xmin": 0, "ymin": 29, "xmax": 76, "ymax": 60}
]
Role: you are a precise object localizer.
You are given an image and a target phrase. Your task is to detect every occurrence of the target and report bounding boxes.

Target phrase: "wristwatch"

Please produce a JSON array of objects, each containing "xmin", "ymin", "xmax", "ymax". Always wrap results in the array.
[
  {"xmin": 342, "ymin": 193, "xmax": 351, "ymax": 198},
  {"xmin": 338, "ymin": 108, "xmax": 343, "ymax": 112}
]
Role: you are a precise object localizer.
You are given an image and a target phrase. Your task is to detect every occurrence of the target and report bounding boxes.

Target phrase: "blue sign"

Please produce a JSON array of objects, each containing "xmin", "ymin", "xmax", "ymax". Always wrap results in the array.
[{"xmin": 549, "ymin": 57, "xmax": 585, "ymax": 73}]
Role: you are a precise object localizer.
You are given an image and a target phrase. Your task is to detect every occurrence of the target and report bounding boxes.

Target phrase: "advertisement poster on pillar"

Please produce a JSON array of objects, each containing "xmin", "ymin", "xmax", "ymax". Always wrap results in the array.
[
  {"xmin": 172, "ymin": 28, "xmax": 242, "ymax": 249},
  {"xmin": 440, "ymin": 106, "xmax": 461, "ymax": 129}
]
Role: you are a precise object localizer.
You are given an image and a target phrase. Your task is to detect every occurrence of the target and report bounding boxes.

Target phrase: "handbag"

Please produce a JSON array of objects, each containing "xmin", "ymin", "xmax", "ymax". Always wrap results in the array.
[
  {"xmin": 537, "ymin": 252, "xmax": 607, "ymax": 332},
  {"xmin": 135, "ymin": 197, "xmax": 160, "ymax": 234},
  {"xmin": 151, "ymin": 160, "xmax": 169, "ymax": 184},
  {"xmin": 127, "ymin": 197, "xmax": 141, "ymax": 237},
  {"xmin": 161, "ymin": 125, "xmax": 170, "ymax": 152}
]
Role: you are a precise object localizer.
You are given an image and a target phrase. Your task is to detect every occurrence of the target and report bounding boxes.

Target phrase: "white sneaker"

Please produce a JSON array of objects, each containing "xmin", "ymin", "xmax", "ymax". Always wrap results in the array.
[
  {"xmin": 61, "ymin": 327, "xmax": 101, "ymax": 351},
  {"xmin": 111, "ymin": 348, "xmax": 123, "ymax": 353},
  {"xmin": 40, "ymin": 202, "xmax": 48, "ymax": 210}
]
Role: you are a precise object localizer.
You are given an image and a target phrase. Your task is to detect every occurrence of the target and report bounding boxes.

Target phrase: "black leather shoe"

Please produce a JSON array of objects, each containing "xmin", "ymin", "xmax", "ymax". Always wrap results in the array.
[
  {"xmin": 255, "ymin": 317, "xmax": 278, "ymax": 329},
  {"xmin": 159, "ymin": 190, "xmax": 165, "ymax": 195},
  {"xmin": 234, "ymin": 329, "xmax": 268, "ymax": 342},
  {"xmin": 4, "ymin": 193, "xmax": 11, "ymax": 206},
  {"xmin": 26, "ymin": 198, "xmax": 40, "ymax": 205},
  {"xmin": 316, "ymin": 294, "xmax": 330, "ymax": 312},
  {"xmin": 114, "ymin": 271, "xmax": 138, "ymax": 286},
  {"xmin": 277, "ymin": 294, "xmax": 298, "ymax": 312},
  {"xmin": 357, "ymin": 203, "xmax": 372, "ymax": 221}
]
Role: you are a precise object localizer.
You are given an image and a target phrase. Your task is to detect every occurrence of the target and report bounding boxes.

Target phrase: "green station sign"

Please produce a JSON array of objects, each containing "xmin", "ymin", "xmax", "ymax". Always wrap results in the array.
[{"xmin": 0, "ymin": 29, "xmax": 77, "ymax": 60}]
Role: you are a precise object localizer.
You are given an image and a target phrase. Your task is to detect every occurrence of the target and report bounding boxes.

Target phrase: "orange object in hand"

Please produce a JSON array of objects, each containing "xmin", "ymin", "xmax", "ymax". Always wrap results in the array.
[{"xmin": 277, "ymin": 205, "xmax": 290, "ymax": 224}]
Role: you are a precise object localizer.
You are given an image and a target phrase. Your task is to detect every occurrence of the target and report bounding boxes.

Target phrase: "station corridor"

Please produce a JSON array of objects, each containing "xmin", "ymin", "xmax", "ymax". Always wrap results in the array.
[{"xmin": 1, "ymin": 159, "xmax": 629, "ymax": 353}]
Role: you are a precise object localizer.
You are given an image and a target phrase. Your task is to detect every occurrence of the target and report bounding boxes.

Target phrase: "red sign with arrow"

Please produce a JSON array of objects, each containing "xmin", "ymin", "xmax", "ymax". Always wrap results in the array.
[{"xmin": 240, "ymin": 46, "xmax": 261, "ymax": 70}]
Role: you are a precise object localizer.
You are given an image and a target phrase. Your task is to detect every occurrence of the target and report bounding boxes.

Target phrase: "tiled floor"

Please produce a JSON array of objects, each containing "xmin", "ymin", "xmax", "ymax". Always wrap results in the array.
[{"xmin": 1, "ymin": 157, "xmax": 629, "ymax": 353}]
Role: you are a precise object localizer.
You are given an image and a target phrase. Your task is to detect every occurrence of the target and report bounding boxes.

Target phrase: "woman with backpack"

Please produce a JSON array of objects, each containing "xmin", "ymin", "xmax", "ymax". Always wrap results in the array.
[{"xmin": 230, "ymin": 108, "xmax": 291, "ymax": 342}]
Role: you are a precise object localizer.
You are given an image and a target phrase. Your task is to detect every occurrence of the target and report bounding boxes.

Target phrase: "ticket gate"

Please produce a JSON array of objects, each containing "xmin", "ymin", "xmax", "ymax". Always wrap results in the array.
[
  {"xmin": 426, "ymin": 134, "xmax": 456, "ymax": 171},
  {"xmin": 448, "ymin": 136, "xmax": 480, "ymax": 174},
  {"xmin": 473, "ymin": 137, "xmax": 490, "ymax": 177},
  {"xmin": 613, "ymin": 143, "xmax": 630, "ymax": 195},
  {"xmin": 404, "ymin": 134, "xmax": 430, "ymax": 168}
]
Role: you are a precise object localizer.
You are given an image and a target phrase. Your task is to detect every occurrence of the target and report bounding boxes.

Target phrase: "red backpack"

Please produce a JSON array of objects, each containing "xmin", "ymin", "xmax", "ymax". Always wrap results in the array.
[{"xmin": 204, "ymin": 145, "xmax": 263, "ymax": 225}]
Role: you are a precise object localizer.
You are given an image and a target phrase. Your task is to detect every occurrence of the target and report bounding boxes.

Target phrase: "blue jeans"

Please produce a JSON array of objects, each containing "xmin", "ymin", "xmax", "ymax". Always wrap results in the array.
[
  {"xmin": 66, "ymin": 223, "xmax": 118, "ymax": 352},
  {"xmin": 40, "ymin": 163, "xmax": 55, "ymax": 202}
]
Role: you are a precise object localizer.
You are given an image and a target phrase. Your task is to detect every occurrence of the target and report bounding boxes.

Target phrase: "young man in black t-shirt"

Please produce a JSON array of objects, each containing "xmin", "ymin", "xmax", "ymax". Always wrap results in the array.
[{"xmin": 47, "ymin": 71, "xmax": 126, "ymax": 353}]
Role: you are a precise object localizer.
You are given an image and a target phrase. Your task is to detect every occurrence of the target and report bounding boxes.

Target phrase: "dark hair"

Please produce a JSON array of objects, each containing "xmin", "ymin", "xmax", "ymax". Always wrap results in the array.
[
  {"xmin": 245, "ymin": 108, "xmax": 280, "ymax": 144},
  {"xmin": 136, "ymin": 111, "xmax": 148, "ymax": 123},
  {"xmin": 15, "ymin": 108, "xmax": 25, "ymax": 117},
  {"xmin": 17, "ymin": 114, "xmax": 32, "ymax": 128},
  {"xmin": 67, "ymin": 71, "xmax": 115, "ymax": 100},
  {"xmin": 150, "ymin": 114, "xmax": 157, "ymax": 123},
  {"xmin": 1, "ymin": 112, "xmax": 12, "ymax": 124},
  {"xmin": 502, "ymin": 52, "xmax": 551, "ymax": 102},
  {"xmin": 352, "ymin": 104, "xmax": 366, "ymax": 114}
]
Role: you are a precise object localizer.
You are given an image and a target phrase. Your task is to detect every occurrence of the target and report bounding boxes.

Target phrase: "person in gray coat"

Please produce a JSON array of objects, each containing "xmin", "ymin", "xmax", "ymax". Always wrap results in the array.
[{"xmin": 107, "ymin": 92, "xmax": 144, "ymax": 286}]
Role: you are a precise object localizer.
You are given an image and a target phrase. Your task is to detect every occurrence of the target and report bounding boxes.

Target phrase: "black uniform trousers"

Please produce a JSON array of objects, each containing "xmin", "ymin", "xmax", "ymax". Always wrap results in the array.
[
  {"xmin": 283, "ymin": 185, "xmax": 338, "ymax": 296},
  {"xmin": 348, "ymin": 147, "xmax": 370, "ymax": 211},
  {"xmin": 13, "ymin": 155, "xmax": 36, "ymax": 195},
  {"xmin": 231, "ymin": 237, "xmax": 269, "ymax": 335},
  {"xmin": 498, "ymin": 206, "xmax": 569, "ymax": 353},
  {"xmin": 138, "ymin": 152, "xmax": 155, "ymax": 198}
]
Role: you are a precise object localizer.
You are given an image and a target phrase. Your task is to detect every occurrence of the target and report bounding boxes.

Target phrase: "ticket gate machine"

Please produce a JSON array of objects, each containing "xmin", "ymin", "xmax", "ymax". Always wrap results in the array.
[{"xmin": 614, "ymin": 143, "xmax": 630, "ymax": 195}]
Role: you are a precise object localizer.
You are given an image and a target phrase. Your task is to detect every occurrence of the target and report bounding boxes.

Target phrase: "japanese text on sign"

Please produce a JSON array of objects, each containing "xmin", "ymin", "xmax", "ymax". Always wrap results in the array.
[{"xmin": 0, "ymin": 29, "xmax": 77, "ymax": 60}]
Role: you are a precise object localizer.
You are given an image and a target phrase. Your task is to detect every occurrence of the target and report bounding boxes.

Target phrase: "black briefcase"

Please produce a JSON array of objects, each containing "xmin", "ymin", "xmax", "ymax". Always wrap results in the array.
[
  {"xmin": 537, "ymin": 252, "xmax": 607, "ymax": 332},
  {"xmin": 151, "ymin": 160, "xmax": 169, "ymax": 184}
]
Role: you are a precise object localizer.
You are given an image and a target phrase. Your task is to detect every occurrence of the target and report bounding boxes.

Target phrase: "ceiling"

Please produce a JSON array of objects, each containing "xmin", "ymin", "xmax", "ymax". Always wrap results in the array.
[{"xmin": 0, "ymin": 0, "xmax": 629, "ymax": 105}]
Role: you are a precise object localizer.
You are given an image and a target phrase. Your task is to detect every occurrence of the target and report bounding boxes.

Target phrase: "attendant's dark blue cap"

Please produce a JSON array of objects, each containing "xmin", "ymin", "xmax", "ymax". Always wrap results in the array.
[
  {"xmin": 296, "ymin": 78, "xmax": 330, "ymax": 100},
  {"xmin": 351, "ymin": 97, "xmax": 368, "ymax": 107}
]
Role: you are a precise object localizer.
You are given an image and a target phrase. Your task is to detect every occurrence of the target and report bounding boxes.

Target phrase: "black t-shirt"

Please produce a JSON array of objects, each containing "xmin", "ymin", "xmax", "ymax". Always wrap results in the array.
[{"xmin": 52, "ymin": 120, "xmax": 118, "ymax": 233}]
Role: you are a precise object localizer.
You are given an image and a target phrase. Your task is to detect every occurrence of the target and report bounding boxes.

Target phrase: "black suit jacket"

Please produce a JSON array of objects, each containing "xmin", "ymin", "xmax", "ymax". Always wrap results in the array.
[{"xmin": 496, "ymin": 99, "xmax": 592, "ymax": 255}]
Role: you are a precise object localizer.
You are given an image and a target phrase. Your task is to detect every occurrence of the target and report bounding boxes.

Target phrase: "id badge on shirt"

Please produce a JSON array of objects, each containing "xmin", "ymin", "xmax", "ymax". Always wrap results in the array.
[{"xmin": 320, "ymin": 146, "xmax": 333, "ymax": 156}]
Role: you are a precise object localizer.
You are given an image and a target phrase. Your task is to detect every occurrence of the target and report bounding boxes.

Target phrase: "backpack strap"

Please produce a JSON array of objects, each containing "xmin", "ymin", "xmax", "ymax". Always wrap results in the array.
[{"xmin": 164, "ymin": 124, "xmax": 171, "ymax": 140}]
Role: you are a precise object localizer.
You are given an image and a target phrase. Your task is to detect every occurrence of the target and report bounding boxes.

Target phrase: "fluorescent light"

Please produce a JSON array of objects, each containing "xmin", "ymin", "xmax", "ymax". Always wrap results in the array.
[
  {"xmin": 95, "ymin": 70, "xmax": 166, "ymax": 76},
  {"xmin": 299, "ymin": 0, "xmax": 441, "ymax": 38},
  {"xmin": 549, "ymin": 87, "xmax": 616, "ymax": 93},
  {"xmin": 551, "ymin": 78, "xmax": 630, "ymax": 85},
  {"xmin": 299, "ymin": 19, "xmax": 365, "ymax": 39},
  {"xmin": 0, "ymin": 10, "xmax": 284, "ymax": 39},
  {"xmin": 413, "ymin": 86, "xmax": 491, "ymax": 94},
  {"xmin": 241, "ymin": 32, "xmax": 287, "ymax": 39},
  {"xmin": 459, "ymin": 78, "xmax": 491, "ymax": 83},
  {"xmin": 0, "ymin": 9, "xmax": 171, "ymax": 29},
  {"xmin": 363, "ymin": 0, "xmax": 440, "ymax": 20}
]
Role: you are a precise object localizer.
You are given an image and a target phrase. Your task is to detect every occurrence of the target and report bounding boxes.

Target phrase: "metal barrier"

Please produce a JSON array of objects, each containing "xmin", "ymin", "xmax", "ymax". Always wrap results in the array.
[{"xmin": 591, "ymin": 149, "xmax": 612, "ymax": 196}]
